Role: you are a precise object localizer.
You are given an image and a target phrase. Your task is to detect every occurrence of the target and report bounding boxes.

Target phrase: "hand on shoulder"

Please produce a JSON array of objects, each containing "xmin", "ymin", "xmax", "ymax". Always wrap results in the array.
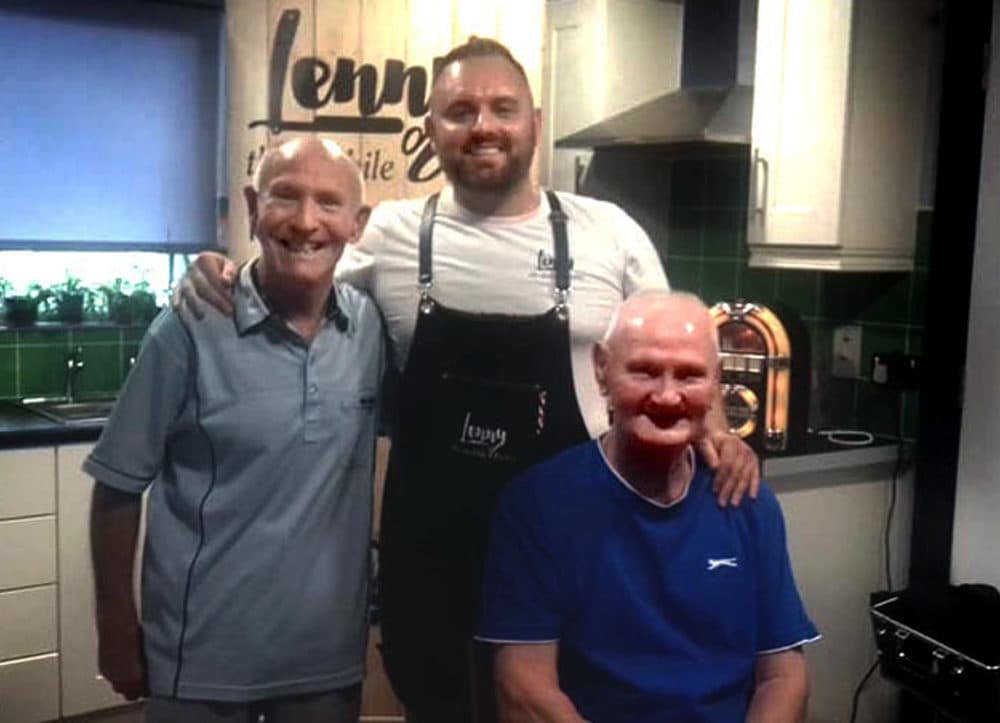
[{"xmin": 171, "ymin": 251, "xmax": 237, "ymax": 318}]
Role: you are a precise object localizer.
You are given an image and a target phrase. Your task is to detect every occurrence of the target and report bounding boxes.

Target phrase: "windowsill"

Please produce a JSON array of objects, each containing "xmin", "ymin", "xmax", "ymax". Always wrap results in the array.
[{"xmin": 0, "ymin": 320, "xmax": 154, "ymax": 332}]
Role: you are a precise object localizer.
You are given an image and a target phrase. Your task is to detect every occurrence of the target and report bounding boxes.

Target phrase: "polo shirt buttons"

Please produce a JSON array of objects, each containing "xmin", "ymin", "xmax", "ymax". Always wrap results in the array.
[{"xmin": 309, "ymin": 384, "xmax": 318, "ymax": 395}]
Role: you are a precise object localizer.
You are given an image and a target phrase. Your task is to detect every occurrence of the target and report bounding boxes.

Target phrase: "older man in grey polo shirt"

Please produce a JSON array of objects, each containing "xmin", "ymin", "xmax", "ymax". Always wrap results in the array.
[{"xmin": 85, "ymin": 137, "xmax": 381, "ymax": 723}]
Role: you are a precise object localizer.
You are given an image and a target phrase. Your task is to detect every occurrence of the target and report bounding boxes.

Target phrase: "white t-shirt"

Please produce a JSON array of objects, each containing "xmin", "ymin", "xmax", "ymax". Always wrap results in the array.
[{"xmin": 337, "ymin": 185, "xmax": 668, "ymax": 437}]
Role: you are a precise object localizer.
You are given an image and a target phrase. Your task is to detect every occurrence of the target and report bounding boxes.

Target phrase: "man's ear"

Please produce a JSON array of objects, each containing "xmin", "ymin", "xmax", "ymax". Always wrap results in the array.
[
  {"xmin": 532, "ymin": 108, "xmax": 542, "ymax": 147},
  {"xmin": 592, "ymin": 342, "xmax": 609, "ymax": 396},
  {"xmin": 350, "ymin": 205, "xmax": 372, "ymax": 244},
  {"xmin": 243, "ymin": 185, "xmax": 259, "ymax": 240}
]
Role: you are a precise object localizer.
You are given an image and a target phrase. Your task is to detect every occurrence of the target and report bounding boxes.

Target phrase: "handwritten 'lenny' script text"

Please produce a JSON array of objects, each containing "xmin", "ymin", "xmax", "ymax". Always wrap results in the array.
[
  {"xmin": 248, "ymin": 8, "xmax": 443, "ymax": 184},
  {"xmin": 458, "ymin": 412, "xmax": 508, "ymax": 458}
]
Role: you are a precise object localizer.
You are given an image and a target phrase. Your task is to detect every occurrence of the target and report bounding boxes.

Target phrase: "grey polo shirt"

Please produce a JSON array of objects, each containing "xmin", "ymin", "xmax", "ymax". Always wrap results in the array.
[{"xmin": 84, "ymin": 264, "xmax": 384, "ymax": 702}]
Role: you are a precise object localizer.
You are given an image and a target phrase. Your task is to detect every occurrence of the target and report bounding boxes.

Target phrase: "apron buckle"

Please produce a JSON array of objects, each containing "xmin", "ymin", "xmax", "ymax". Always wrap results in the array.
[
  {"xmin": 553, "ymin": 288, "xmax": 570, "ymax": 321},
  {"xmin": 418, "ymin": 282, "xmax": 435, "ymax": 315}
]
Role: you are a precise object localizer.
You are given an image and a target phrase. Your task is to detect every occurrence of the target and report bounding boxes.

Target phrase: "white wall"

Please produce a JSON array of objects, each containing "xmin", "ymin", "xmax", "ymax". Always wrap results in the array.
[{"xmin": 951, "ymin": 0, "xmax": 1000, "ymax": 588}]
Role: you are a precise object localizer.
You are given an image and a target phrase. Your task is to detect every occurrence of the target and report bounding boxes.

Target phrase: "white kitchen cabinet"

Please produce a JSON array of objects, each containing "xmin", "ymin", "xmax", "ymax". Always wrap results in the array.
[
  {"xmin": 748, "ymin": 0, "xmax": 932, "ymax": 270},
  {"xmin": 0, "ymin": 447, "xmax": 56, "ymax": 518},
  {"xmin": 0, "ymin": 587, "xmax": 58, "ymax": 662},
  {"xmin": 57, "ymin": 443, "xmax": 128, "ymax": 717},
  {"xmin": 543, "ymin": 0, "xmax": 683, "ymax": 191},
  {"xmin": 0, "ymin": 518, "xmax": 57, "ymax": 590},
  {"xmin": 0, "ymin": 446, "xmax": 60, "ymax": 723},
  {"xmin": 0, "ymin": 654, "xmax": 60, "ymax": 723}
]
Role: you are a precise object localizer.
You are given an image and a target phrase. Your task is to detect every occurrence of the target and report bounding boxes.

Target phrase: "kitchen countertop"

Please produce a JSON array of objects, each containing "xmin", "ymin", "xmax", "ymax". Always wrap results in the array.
[
  {"xmin": 0, "ymin": 400, "xmax": 906, "ymax": 480},
  {"xmin": 763, "ymin": 433, "xmax": 905, "ymax": 490},
  {"xmin": 0, "ymin": 400, "xmax": 104, "ymax": 449}
]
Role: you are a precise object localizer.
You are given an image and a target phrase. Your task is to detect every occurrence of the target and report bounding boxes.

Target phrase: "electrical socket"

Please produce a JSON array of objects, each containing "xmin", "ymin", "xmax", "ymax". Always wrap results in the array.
[
  {"xmin": 871, "ymin": 351, "xmax": 921, "ymax": 388},
  {"xmin": 832, "ymin": 325, "xmax": 862, "ymax": 378}
]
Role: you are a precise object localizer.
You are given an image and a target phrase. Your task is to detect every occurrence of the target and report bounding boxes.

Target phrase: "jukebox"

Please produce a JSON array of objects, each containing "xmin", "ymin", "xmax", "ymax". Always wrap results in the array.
[{"xmin": 709, "ymin": 300, "xmax": 810, "ymax": 454}]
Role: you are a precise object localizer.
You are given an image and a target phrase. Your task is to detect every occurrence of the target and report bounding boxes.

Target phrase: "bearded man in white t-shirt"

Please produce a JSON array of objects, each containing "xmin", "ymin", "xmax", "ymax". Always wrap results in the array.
[{"xmin": 178, "ymin": 36, "xmax": 760, "ymax": 723}]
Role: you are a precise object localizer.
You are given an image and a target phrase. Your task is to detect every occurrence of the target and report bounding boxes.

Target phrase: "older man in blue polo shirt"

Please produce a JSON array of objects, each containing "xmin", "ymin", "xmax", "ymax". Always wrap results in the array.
[{"xmin": 85, "ymin": 137, "xmax": 381, "ymax": 723}]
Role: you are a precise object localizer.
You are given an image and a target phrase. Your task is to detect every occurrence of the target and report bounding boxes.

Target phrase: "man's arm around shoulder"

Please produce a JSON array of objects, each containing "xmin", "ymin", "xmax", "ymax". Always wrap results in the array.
[
  {"xmin": 747, "ymin": 648, "xmax": 809, "ymax": 723},
  {"xmin": 495, "ymin": 643, "xmax": 588, "ymax": 723}
]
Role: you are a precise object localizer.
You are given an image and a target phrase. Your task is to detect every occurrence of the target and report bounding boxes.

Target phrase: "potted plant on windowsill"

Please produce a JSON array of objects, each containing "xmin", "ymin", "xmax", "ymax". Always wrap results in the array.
[
  {"xmin": 2, "ymin": 281, "xmax": 48, "ymax": 327},
  {"xmin": 98, "ymin": 278, "xmax": 133, "ymax": 325},
  {"xmin": 0, "ymin": 278, "xmax": 9, "ymax": 321},
  {"xmin": 45, "ymin": 275, "xmax": 93, "ymax": 324},
  {"xmin": 129, "ymin": 280, "xmax": 160, "ymax": 324},
  {"xmin": 97, "ymin": 278, "xmax": 160, "ymax": 325}
]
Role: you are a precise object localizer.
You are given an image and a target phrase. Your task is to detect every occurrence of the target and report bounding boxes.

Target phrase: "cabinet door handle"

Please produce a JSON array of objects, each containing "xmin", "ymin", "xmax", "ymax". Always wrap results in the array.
[
  {"xmin": 752, "ymin": 149, "xmax": 769, "ymax": 218},
  {"xmin": 573, "ymin": 154, "xmax": 589, "ymax": 194}
]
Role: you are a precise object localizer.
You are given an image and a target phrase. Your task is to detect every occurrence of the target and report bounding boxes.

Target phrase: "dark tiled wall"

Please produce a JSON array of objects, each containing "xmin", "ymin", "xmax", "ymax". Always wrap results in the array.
[
  {"xmin": 582, "ymin": 149, "xmax": 927, "ymax": 438},
  {"xmin": 1, "ymin": 153, "xmax": 929, "ymax": 438},
  {"xmin": 0, "ymin": 325, "xmax": 147, "ymax": 401}
]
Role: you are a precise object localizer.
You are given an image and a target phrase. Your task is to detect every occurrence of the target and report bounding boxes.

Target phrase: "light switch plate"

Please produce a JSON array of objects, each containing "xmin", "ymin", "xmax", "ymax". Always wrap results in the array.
[{"xmin": 832, "ymin": 325, "xmax": 862, "ymax": 378}]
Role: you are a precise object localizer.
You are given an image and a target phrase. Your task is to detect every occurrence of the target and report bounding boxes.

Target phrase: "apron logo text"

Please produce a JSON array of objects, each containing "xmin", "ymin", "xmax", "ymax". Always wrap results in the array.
[{"xmin": 456, "ymin": 412, "xmax": 508, "ymax": 459}]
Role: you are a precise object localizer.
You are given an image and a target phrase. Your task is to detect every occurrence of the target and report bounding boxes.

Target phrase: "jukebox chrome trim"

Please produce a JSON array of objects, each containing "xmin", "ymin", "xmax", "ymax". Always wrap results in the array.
[{"xmin": 710, "ymin": 300, "xmax": 793, "ymax": 451}]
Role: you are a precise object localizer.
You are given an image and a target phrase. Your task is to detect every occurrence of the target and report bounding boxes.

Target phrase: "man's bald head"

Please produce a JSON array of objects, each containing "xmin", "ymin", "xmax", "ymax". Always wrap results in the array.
[
  {"xmin": 601, "ymin": 291, "xmax": 719, "ymax": 364},
  {"xmin": 593, "ymin": 291, "xmax": 720, "ymax": 461},
  {"xmin": 242, "ymin": 135, "xmax": 371, "ymax": 299},
  {"xmin": 252, "ymin": 137, "xmax": 365, "ymax": 205}
]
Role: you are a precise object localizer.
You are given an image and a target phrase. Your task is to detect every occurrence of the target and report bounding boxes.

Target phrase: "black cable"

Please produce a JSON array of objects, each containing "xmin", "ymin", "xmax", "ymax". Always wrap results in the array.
[
  {"xmin": 848, "ymin": 657, "xmax": 881, "ymax": 723},
  {"xmin": 884, "ymin": 391, "xmax": 908, "ymax": 592},
  {"xmin": 885, "ymin": 442, "xmax": 902, "ymax": 592}
]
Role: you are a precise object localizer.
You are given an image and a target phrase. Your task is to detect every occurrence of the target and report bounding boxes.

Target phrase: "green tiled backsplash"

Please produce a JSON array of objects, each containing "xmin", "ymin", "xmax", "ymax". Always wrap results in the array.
[
  {"xmin": 1, "ymin": 154, "xmax": 929, "ymax": 439},
  {"xmin": 0, "ymin": 325, "xmax": 147, "ymax": 401},
  {"xmin": 588, "ymin": 150, "xmax": 928, "ymax": 440}
]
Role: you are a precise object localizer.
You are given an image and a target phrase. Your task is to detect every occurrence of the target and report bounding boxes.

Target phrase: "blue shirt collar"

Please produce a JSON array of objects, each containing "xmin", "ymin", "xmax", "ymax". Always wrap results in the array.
[{"xmin": 234, "ymin": 261, "xmax": 349, "ymax": 337}]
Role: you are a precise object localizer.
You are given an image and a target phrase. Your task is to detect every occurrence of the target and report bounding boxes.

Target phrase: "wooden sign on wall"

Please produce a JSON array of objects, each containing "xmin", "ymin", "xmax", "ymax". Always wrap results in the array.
[{"xmin": 225, "ymin": 0, "xmax": 545, "ymax": 260}]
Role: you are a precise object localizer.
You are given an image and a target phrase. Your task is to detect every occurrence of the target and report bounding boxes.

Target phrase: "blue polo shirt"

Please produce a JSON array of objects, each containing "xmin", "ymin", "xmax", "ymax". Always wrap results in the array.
[
  {"xmin": 477, "ymin": 441, "xmax": 820, "ymax": 722},
  {"xmin": 84, "ymin": 264, "xmax": 384, "ymax": 702}
]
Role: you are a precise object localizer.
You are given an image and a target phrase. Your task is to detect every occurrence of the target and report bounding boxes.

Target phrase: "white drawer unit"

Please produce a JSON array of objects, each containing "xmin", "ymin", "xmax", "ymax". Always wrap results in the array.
[
  {"xmin": 0, "ymin": 448, "xmax": 56, "ymax": 520},
  {"xmin": 58, "ymin": 443, "xmax": 127, "ymax": 717},
  {"xmin": 0, "ymin": 518, "xmax": 57, "ymax": 591},
  {"xmin": 0, "ymin": 448, "xmax": 61, "ymax": 722},
  {"xmin": 0, "ymin": 653, "xmax": 60, "ymax": 723},
  {"xmin": 0, "ymin": 586, "xmax": 58, "ymax": 662}
]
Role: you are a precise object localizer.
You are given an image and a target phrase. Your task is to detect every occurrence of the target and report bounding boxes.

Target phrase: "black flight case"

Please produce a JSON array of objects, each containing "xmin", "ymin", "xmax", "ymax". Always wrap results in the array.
[{"xmin": 870, "ymin": 586, "xmax": 1000, "ymax": 722}]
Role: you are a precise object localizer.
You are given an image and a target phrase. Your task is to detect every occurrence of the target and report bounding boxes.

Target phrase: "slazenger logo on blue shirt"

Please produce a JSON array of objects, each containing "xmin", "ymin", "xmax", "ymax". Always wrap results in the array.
[{"xmin": 707, "ymin": 557, "xmax": 739, "ymax": 571}]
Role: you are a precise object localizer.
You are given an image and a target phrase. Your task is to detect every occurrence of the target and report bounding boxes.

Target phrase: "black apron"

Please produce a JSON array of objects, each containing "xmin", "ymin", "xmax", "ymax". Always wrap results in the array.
[{"xmin": 378, "ymin": 191, "xmax": 591, "ymax": 721}]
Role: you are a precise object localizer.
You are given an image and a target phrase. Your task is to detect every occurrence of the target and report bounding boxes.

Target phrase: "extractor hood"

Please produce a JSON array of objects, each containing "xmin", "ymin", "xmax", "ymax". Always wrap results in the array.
[{"xmin": 556, "ymin": 0, "xmax": 756, "ymax": 148}]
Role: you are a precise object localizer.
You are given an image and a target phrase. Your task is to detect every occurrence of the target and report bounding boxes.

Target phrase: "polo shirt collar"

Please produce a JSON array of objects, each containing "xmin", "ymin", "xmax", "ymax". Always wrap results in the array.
[{"xmin": 233, "ymin": 261, "xmax": 347, "ymax": 336}]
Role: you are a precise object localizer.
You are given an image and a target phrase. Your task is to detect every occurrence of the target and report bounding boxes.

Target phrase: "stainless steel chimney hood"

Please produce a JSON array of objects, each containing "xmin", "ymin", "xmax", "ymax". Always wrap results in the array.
[{"xmin": 556, "ymin": 0, "xmax": 756, "ymax": 148}]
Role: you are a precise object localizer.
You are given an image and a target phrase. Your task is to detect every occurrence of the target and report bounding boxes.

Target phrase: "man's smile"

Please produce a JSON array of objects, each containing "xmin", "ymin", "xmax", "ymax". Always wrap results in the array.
[
  {"xmin": 467, "ymin": 144, "xmax": 503, "ymax": 156},
  {"xmin": 276, "ymin": 238, "xmax": 329, "ymax": 256}
]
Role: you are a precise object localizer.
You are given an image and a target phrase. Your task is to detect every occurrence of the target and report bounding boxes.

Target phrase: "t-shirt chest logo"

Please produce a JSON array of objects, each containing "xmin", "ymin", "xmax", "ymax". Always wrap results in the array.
[
  {"xmin": 529, "ymin": 249, "xmax": 576, "ymax": 279},
  {"xmin": 707, "ymin": 557, "xmax": 739, "ymax": 571}
]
